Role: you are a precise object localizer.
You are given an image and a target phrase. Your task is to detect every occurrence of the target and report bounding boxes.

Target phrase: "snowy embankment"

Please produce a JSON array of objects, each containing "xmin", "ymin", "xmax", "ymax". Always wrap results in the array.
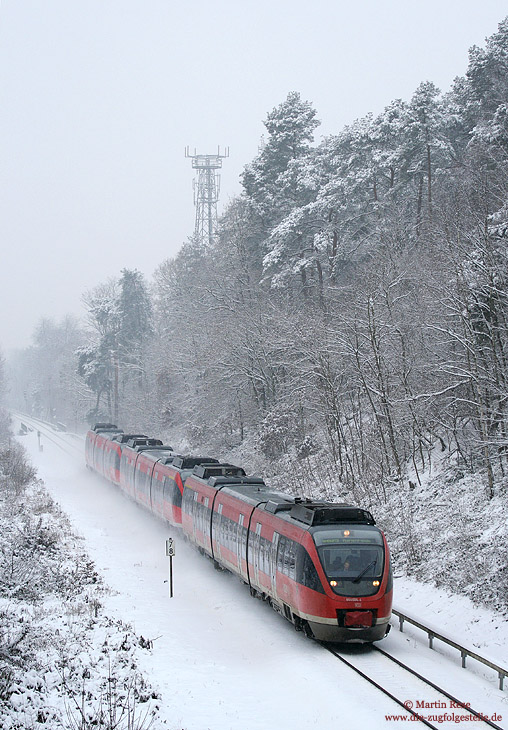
[
  {"xmin": 0, "ymin": 444, "xmax": 162, "ymax": 730},
  {"xmin": 4, "ymin": 421, "xmax": 508, "ymax": 729},
  {"xmin": 0, "ymin": 455, "xmax": 162, "ymax": 730}
]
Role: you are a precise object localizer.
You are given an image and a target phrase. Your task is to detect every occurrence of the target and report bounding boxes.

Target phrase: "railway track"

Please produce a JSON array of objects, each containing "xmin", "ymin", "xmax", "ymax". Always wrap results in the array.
[
  {"xmin": 11, "ymin": 410, "xmax": 84, "ymax": 459},
  {"xmin": 324, "ymin": 642, "xmax": 505, "ymax": 729},
  {"xmin": 13, "ymin": 410, "xmax": 507, "ymax": 727}
]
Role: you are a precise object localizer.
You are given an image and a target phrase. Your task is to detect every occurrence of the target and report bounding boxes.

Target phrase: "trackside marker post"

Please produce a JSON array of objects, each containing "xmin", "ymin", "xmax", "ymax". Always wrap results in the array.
[{"xmin": 165, "ymin": 538, "xmax": 175, "ymax": 598}]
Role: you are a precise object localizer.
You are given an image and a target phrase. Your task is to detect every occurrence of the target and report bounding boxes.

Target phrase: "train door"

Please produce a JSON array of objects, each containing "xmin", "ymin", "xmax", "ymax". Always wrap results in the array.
[
  {"xmin": 270, "ymin": 531, "xmax": 280, "ymax": 595},
  {"xmin": 189, "ymin": 490, "xmax": 198, "ymax": 542},
  {"xmin": 237, "ymin": 513, "xmax": 245, "ymax": 574},
  {"xmin": 253, "ymin": 522, "xmax": 262, "ymax": 587},
  {"xmin": 148, "ymin": 462, "xmax": 158, "ymax": 514},
  {"xmin": 214, "ymin": 503, "xmax": 223, "ymax": 559}
]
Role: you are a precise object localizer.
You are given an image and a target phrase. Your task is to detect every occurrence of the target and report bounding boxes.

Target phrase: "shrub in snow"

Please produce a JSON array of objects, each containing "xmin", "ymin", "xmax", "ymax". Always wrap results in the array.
[{"xmin": 0, "ymin": 440, "xmax": 165, "ymax": 729}]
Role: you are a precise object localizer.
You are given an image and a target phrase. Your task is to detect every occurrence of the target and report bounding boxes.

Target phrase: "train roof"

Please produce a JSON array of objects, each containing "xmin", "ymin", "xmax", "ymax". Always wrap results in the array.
[
  {"xmin": 135, "ymin": 447, "xmax": 175, "ymax": 460},
  {"xmin": 126, "ymin": 437, "xmax": 164, "ymax": 448},
  {"xmin": 208, "ymin": 481, "xmax": 376, "ymax": 529},
  {"xmin": 278, "ymin": 501, "xmax": 376, "ymax": 528},
  {"xmin": 111, "ymin": 433, "xmax": 148, "ymax": 443},
  {"xmin": 191, "ymin": 463, "xmax": 247, "ymax": 479},
  {"xmin": 172, "ymin": 456, "xmax": 219, "ymax": 470},
  {"xmin": 188, "ymin": 463, "xmax": 375, "ymax": 528},
  {"xmin": 91, "ymin": 423, "xmax": 120, "ymax": 432},
  {"xmin": 93, "ymin": 426, "xmax": 124, "ymax": 435},
  {"xmin": 218, "ymin": 482, "xmax": 289, "ymax": 505}
]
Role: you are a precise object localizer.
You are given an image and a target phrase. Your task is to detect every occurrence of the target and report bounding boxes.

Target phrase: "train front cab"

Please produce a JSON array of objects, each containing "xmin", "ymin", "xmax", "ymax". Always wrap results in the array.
[
  {"xmin": 300, "ymin": 523, "xmax": 392, "ymax": 642},
  {"xmin": 249, "ymin": 503, "xmax": 392, "ymax": 643},
  {"xmin": 180, "ymin": 468, "xmax": 392, "ymax": 644}
]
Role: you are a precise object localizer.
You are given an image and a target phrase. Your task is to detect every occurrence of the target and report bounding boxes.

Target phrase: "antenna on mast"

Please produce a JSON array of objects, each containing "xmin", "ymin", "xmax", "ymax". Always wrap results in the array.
[{"xmin": 185, "ymin": 147, "xmax": 229, "ymax": 246}]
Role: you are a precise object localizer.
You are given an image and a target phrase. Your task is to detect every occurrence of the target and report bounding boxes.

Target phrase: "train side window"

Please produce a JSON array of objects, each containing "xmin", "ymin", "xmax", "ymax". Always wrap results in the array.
[
  {"xmin": 287, "ymin": 538, "xmax": 297, "ymax": 581},
  {"xmin": 253, "ymin": 523, "xmax": 261, "ymax": 560},
  {"xmin": 182, "ymin": 487, "xmax": 191, "ymax": 510},
  {"xmin": 151, "ymin": 472, "xmax": 162, "ymax": 507},
  {"xmin": 229, "ymin": 517, "xmax": 235, "ymax": 549},
  {"xmin": 250, "ymin": 523, "xmax": 260, "ymax": 561},
  {"xmin": 297, "ymin": 546, "xmax": 325, "ymax": 594},
  {"xmin": 259, "ymin": 536, "xmax": 267, "ymax": 574},
  {"xmin": 224, "ymin": 516, "xmax": 230, "ymax": 549},
  {"xmin": 163, "ymin": 476, "xmax": 174, "ymax": 505},
  {"xmin": 266, "ymin": 537, "xmax": 272, "ymax": 574},
  {"xmin": 277, "ymin": 536, "xmax": 287, "ymax": 573},
  {"xmin": 238, "ymin": 514, "xmax": 246, "ymax": 547},
  {"xmin": 166, "ymin": 476, "xmax": 182, "ymax": 508}
]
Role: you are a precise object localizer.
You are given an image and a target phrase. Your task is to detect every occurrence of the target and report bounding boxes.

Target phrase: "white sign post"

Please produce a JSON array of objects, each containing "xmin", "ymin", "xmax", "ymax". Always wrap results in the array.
[{"xmin": 165, "ymin": 538, "xmax": 175, "ymax": 598}]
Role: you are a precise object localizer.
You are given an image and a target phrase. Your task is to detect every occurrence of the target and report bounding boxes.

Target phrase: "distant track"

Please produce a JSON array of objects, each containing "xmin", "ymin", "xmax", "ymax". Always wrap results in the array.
[
  {"xmin": 11, "ymin": 411, "xmax": 84, "ymax": 459},
  {"xmin": 324, "ymin": 642, "xmax": 504, "ymax": 730}
]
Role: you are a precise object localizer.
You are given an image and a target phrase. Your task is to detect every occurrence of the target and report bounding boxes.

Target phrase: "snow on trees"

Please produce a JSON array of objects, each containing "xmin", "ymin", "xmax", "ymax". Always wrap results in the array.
[
  {"xmin": 8, "ymin": 16, "xmax": 508, "ymax": 613},
  {"xmin": 78, "ymin": 269, "xmax": 153, "ymax": 425}
]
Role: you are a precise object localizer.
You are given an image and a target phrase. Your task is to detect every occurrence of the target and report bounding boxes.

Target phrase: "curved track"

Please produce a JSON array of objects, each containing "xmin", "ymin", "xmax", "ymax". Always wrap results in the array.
[
  {"xmin": 12, "ymin": 411, "xmax": 84, "ymax": 459},
  {"xmin": 12, "ymin": 410, "xmax": 507, "ymax": 728}
]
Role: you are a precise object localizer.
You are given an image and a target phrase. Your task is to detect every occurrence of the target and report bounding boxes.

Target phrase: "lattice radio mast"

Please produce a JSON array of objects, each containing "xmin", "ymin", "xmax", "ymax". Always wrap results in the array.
[{"xmin": 185, "ymin": 146, "xmax": 229, "ymax": 246}]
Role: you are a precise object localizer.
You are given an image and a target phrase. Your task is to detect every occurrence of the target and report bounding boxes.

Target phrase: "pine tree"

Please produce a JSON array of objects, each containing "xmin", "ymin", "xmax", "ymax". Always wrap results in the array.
[{"xmin": 117, "ymin": 268, "xmax": 153, "ymax": 375}]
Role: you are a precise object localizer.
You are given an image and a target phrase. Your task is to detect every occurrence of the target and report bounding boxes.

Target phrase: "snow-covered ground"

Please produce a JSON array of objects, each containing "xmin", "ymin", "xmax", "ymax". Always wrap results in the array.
[{"xmin": 14, "ymin": 422, "xmax": 508, "ymax": 729}]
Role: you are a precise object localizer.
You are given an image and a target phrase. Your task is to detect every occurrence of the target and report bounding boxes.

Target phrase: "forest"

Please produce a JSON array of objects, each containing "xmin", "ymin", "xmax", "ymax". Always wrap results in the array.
[{"xmin": 7, "ymin": 19, "xmax": 508, "ymax": 610}]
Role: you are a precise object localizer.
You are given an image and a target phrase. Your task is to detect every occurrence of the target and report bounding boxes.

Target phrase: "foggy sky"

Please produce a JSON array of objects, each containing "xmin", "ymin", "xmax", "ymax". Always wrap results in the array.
[{"xmin": 1, "ymin": 0, "xmax": 507, "ymax": 353}]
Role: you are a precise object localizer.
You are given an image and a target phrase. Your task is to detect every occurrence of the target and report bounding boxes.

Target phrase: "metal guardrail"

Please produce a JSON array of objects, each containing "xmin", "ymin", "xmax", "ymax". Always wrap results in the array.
[{"xmin": 392, "ymin": 608, "xmax": 507, "ymax": 691}]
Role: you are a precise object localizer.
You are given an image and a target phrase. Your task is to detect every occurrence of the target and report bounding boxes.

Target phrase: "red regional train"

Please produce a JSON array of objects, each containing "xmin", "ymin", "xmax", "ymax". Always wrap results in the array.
[{"xmin": 86, "ymin": 422, "xmax": 392, "ymax": 642}]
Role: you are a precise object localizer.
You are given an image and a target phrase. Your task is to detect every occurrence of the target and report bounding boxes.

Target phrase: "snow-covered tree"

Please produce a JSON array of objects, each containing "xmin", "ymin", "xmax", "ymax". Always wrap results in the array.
[{"xmin": 78, "ymin": 270, "xmax": 153, "ymax": 425}]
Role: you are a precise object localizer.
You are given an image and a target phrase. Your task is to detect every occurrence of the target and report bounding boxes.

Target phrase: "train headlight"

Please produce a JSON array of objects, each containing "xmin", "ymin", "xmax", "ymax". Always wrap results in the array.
[
  {"xmin": 330, "ymin": 580, "xmax": 338, "ymax": 587},
  {"xmin": 343, "ymin": 530, "xmax": 350, "ymax": 536},
  {"xmin": 372, "ymin": 580, "xmax": 380, "ymax": 587}
]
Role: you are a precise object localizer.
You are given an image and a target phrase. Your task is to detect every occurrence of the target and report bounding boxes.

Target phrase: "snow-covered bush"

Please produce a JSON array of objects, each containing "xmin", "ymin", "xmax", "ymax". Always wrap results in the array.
[{"xmin": 0, "ymin": 438, "xmax": 165, "ymax": 729}]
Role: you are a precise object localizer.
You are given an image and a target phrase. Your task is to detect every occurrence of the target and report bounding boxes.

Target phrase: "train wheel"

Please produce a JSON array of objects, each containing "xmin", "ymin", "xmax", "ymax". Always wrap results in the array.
[{"xmin": 293, "ymin": 616, "xmax": 304, "ymax": 633}]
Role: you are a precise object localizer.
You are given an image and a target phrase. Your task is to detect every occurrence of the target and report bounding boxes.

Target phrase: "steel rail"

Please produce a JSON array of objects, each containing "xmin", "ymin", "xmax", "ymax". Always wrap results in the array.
[
  {"xmin": 325, "ymin": 643, "xmax": 504, "ymax": 730},
  {"xmin": 324, "ymin": 644, "xmax": 439, "ymax": 729},
  {"xmin": 12, "ymin": 411, "xmax": 84, "ymax": 459},
  {"xmin": 373, "ymin": 644, "xmax": 505, "ymax": 730}
]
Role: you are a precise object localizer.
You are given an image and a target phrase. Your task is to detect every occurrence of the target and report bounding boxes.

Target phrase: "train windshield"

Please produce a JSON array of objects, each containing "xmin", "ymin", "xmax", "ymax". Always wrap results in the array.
[{"xmin": 312, "ymin": 525, "xmax": 385, "ymax": 597}]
